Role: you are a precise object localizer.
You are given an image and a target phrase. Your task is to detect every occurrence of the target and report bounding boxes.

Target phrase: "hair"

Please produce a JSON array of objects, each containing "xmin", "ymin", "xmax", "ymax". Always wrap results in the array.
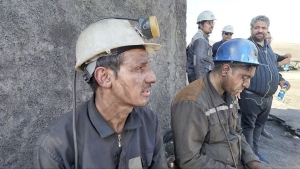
[
  {"xmin": 86, "ymin": 53, "xmax": 125, "ymax": 92},
  {"xmin": 213, "ymin": 62, "xmax": 258, "ymax": 73},
  {"xmin": 197, "ymin": 20, "xmax": 206, "ymax": 29},
  {"xmin": 250, "ymin": 15, "xmax": 270, "ymax": 29}
]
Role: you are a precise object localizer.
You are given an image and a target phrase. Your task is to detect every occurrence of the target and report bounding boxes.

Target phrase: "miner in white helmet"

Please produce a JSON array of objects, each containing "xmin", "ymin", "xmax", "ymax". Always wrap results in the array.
[
  {"xmin": 212, "ymin": 25, "xmax": 234, "ymax": 57},
  {"xmin": 34, "ymin": 18, "xmax": 167, "ymax": 169},
  {"xmin": 186, "ymin": 10, "xmax": 216, "ymax": 83}
]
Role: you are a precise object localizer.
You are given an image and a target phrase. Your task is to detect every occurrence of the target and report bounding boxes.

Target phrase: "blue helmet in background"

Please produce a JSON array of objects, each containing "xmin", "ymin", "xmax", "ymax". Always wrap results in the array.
[{"xmin": 214, "ymin": 38, "xmax": 261, "ymax": 66}]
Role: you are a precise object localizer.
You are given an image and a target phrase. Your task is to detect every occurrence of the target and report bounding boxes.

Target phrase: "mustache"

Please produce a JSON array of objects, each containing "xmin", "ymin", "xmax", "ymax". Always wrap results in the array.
[
  {"xmin": 142, "ymin": 84, "xmax": 152, "ymax": 90},
  {"xmin": 256, "ymin": 32, "xmax": 264, "ymax": 35}
]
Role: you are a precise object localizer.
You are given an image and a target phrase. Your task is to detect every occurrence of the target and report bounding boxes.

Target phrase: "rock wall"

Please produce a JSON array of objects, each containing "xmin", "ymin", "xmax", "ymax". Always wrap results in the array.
[{"xmin": 0, "ymin": 0, "xmax": 186, "ymax": 168}]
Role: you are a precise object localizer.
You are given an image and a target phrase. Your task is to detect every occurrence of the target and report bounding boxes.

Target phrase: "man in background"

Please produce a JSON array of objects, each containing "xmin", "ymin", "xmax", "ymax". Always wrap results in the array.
[
  {"xmin": 266, "ymin": 31, "xmax": 292, "ymax": 68},
  {"xmin": 212, "ymin": 25, "xmax": 234, "ymax": 57},
  {"xmin": 239, "ymin": 15, "xmax": 291, "ymax": 163},
  {"xmin": 260, "ymin": 31, "xmax": 292, "ymax": 139},
  {"xmin": 186, "ymin": 10, "xmax": 216, "ymax": 83}
]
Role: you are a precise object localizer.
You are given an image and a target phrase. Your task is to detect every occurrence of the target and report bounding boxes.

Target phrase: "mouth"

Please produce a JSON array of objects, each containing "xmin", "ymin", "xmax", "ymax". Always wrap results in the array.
[{"xmin": 141, "ymin": 88, "xmax": 151, "ymax": 97}]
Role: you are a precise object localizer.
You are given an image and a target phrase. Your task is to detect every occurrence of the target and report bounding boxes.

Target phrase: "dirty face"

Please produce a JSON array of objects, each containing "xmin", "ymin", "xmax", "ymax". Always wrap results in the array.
[
  {"xmin": 222, "ymin": 65, "xmax": 256, "ymax": 95},
  {"xmin": 110, "ymin": 49, "xmax": 156, "ymax": 107},
  {"xmin": 201, "ymin": 20, "xmax": 214, "ymax": 35},
  {"xmin": 251, "ymin": 20, "xmax": 268, "ymax": 43}
]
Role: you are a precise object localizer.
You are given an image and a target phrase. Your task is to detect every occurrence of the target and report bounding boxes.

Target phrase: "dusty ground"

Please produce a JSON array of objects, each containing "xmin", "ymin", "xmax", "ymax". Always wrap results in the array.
[{"xmin": 259, "ymin": 70, "xmax": 300, "ymax": 169}]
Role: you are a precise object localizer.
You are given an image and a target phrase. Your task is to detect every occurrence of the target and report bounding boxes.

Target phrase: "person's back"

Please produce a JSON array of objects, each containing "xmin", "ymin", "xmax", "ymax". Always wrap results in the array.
[{"xmin": 186, "ymin": 10, "xmax": 216, "ymax": 83}]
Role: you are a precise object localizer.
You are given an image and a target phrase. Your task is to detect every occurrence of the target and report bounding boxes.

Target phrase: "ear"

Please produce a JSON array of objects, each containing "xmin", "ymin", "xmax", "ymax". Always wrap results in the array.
[
  {"xmin": 94, "ymin": 67, "xmax": 112, "ymax": 88},
  {"xmin": 221, "ymin": 64, "xmax": 230, "ymax": 76}
]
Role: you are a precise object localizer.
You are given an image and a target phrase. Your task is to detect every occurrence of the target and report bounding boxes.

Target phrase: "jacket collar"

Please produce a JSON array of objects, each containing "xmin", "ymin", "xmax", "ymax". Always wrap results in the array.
[
  {"xmin": 88, "ymin": 94, "xmax": 142, "ymax": 138},
  {"xmin": 205, "ymin": 72, "xmax": 233, "ymax": 107}
]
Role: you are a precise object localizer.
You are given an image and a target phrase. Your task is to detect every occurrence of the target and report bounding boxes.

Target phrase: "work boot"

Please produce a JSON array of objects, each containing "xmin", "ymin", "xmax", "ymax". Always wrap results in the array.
[
  {"xmin": 261, "ymin": 128, "xmax": 273, "ymax": 139},
  {"xmin": 255, "ymin": 152, "xmax": 269, "ymax": 164}
]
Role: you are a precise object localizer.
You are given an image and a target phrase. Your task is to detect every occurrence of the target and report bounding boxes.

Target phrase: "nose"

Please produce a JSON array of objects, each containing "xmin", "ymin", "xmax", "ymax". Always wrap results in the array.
[
  {"xmin": 242, "ymin": 79, "xmax": 251, "ymax": 88},
  {"xmin": 145, "ymin": 68, "xmax": 156, "ymax": 84}
]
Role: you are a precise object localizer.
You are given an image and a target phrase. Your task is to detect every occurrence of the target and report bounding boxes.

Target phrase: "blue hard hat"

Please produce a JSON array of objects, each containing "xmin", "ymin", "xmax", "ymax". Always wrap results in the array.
[{"xmin": 214, "ymin": 38, "xmax": 261, "ymax": 66}]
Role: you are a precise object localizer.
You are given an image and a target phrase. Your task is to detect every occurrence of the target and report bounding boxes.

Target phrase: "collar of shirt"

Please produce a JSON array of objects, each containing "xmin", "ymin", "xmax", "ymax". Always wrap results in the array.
[
  {"xmin": 248, "ymin": 37, "xmax": 271, "ymax": 50},
  {"xmin": 88, "ymin": 94, "xmax": 142, "ymax": 138},
  {"xmin": 205, "ymin": 72, "xmax": 233, "ymax": 108},
  {"xmin": 198, "ymin": 29, "xmax": 210, "ymax": 40}
]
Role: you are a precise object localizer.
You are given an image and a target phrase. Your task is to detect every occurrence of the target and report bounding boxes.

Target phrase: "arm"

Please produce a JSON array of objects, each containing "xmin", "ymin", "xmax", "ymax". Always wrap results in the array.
[
  {"xmin": 171, "ymin": 101, "xmax": 234, "ymax": 169},
  {"xmin": 212, "ymin": 42, "xmax": 218, "ymax": 58},
  {"xmin": 149, "ymin": 116, "xmax": 168, "ymax": 169},
  {"xmin": 33, "ymin": 135, "xmax": 65, "ymax": 169},
  {"xmin": 193, "ymin": 39, "xmax": 213, "ymax": 79},
  {"xmin": 277, "ymin": 53, "xmax": 292, "ymax": 67}
]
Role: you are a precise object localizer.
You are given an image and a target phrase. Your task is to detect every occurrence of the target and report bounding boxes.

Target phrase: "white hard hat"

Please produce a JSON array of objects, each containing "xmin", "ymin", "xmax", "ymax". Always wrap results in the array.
[
  {"xmin": 222, "ymin": 25, "xmax": 234, "ymax": 33},
  {"xmin": 196, "ymin": 10, "xmax": 216, "ymax": 23},
  {"xmin": 75, "ymin": 19, "xmax": 161, "ymax": 72}
]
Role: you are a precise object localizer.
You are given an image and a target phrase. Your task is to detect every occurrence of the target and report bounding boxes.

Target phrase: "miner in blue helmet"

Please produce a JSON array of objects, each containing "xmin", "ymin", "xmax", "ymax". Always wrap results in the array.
[{"xmin": 171, "ymin": 38, "xmax": 271, "ymax": 169}]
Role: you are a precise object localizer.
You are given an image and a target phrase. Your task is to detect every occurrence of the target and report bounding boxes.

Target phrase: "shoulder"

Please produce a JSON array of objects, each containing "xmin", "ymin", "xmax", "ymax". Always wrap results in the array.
[
  {"xmin": 173, "ymin": 78, "xmax": 206, "ymax": 104},
  {"xmin": 35, "ymin": 102, "xmax": 89, "ymax": 159}
]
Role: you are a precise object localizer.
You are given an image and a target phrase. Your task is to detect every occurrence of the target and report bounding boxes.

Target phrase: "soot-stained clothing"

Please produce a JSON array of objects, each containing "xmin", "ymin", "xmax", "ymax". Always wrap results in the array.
[
  {"xmin": 171, "ymin": 73, "xmax": 259, "ymax": 169},
  {"xmin": 34, "ymin": 95, "xmax": 166, "ymax": 169}
]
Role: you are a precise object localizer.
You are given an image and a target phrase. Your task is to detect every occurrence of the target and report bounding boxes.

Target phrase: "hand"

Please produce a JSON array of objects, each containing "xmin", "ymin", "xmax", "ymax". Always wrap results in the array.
[
  {"xmin": 246, "ymin": 161, "xmax": 261, "ymax": 169},
  {"xmin": 279, "ymin": 81, "xmax": 291, "ymax": 90},
  {"xmin": 284, "ymin": 53, "xmax": 292, "ymax": 58},
  {"xmin": 236, "ymin": 93, "xmax": 241, "ymax": 99},
  {"xmin": 280, "ymin": 58, "xmax": 291, "ymax": 65}
]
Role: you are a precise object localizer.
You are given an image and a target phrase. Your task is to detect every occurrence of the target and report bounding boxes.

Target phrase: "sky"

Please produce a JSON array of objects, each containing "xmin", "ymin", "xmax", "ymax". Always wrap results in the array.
[{"xmin": 186, "ymin": 0, "xmax": 300, "ymax": 43}]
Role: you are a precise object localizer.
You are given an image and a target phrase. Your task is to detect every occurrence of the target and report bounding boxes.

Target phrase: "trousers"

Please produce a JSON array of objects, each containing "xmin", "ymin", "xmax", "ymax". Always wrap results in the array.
[{"xmin": 239, "ymin": 92, "xmax": 273, "ymax": 153}]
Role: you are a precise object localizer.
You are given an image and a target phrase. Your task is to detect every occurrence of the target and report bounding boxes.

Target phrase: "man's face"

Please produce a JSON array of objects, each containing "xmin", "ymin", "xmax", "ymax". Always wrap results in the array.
[
  {"xmin": 201, "ymin": 20, "xmax": 214, "ymax": 35},
  {"xmin": 266, "ymin": 32, "xmax": 272, "ymax": 44},
  {"xmin": 222, "ymin": 32, "xmax": 233, "ymax": 41},
  {"xmin": 251, "ymin": 20, "xmax": 268, "ymax": 43},
  {"xmin": 110, "ymin": 49, "xmax": 156, "ymax": 107},
  {"xmin": 222, "ymin": 65, "xmax": 256, "ymax": 95}
]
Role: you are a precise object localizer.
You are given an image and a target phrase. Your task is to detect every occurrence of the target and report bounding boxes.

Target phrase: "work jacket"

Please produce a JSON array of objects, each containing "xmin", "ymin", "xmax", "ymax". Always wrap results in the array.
[{"xmin": 171, "ymin": 73, "xmax": 259, "ymax": 169}]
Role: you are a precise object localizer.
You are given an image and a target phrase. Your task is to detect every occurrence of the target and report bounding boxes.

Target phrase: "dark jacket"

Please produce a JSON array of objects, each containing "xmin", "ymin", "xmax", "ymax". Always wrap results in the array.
[{"xmin": 186, "ymin": 30, "xmax": 214, "ymax": 82}]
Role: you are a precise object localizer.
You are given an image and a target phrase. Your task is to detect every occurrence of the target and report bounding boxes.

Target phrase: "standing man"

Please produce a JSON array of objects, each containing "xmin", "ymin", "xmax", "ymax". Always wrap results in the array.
[
  {"xmin": 212, "ymin": 25, "xmax": 234, "ymax": 57},
  {"xmin": 186, "ymin": 10, "xmax": 216, "ymax": 83},
  {"xmin": 261, "ymin": 31, "xmax": 292, "ymax": 139},
  {"xmin": 34, "ymin": 18, "xmax": 167, "ymax": 169},
  {"xmin": 239, "ymin": 15, "xmax": 291, "ymax": 163},
  {"xmin": 171, "ymin": 38, "xmax": 271, "ymax": 169}
]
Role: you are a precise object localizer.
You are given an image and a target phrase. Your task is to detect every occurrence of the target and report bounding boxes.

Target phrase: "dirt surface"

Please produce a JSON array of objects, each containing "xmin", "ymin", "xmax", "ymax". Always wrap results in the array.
[{"xmin": 259, "ymin": 70, "xmax": 300, "ymax": 169}]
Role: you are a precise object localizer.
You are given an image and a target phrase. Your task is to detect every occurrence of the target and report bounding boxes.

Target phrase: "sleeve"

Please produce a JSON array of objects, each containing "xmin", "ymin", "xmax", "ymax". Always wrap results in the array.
[
  {"xmin": 234, "ymin": 116, "xmax": 260, "ymax": 164},
  {"xmin": 171, "ymin": 100, "xmax": 235, "ymax": 169},
  {"xmin": 149, "ymin": 116, "xmax": 168, "ymax": 169},
  {"xmin": 33, "ymin": 134, "xmax": 66, "ymax": 169},
  {"xmin": 193, "ymin": 39, "xmax": 212, "ymax": 79},
  {"xmin": 276, "ymin": 53, "xmax": 287, "ymax": 62},
  {"xmin": 212, "ymin": 43, "xmax": 218, "ymax": 58},
  {"xmin": 279, "ymin": 73, "xmax": 285, "ymax": 82}
]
